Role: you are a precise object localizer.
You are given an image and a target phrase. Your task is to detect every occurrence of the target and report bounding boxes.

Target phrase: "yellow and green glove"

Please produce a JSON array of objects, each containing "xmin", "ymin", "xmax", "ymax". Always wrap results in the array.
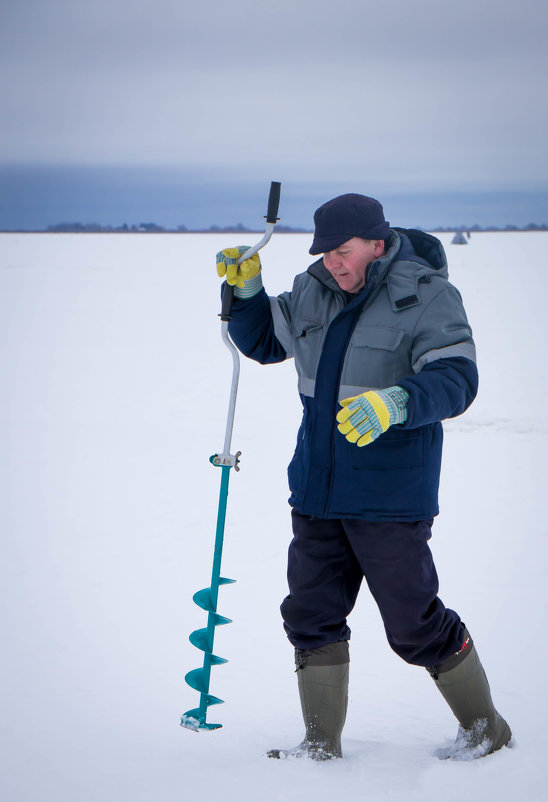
[
  {"xmin": 336, "ymin": 386, "xmax": 410, "ymax": 447},
  {"xmin": 216, "ymin": 246, "xmax": 263, "ymax": 298}
]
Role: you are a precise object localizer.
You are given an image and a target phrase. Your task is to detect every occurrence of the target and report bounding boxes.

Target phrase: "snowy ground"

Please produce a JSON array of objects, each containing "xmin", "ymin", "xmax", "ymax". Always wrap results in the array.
[{"xmin": 1, "ymin": 230, "xmax": 547, "ymax": 801}]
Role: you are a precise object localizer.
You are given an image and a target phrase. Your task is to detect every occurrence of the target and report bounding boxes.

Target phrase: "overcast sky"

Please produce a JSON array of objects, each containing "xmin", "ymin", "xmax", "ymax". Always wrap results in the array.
[
  {"xmin": 1, "ymin": 0, "xmax": 547, "ymax": 195},
  {"xmin": 1, "ymin": 0, "xmax": 547, "ymax": 232}
]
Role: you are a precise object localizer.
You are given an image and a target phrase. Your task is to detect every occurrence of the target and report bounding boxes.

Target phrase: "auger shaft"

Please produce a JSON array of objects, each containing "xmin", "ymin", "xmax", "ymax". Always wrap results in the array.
[{"xmin": 201, "ymin": 464, "xmax": 232, "ymax": 702}]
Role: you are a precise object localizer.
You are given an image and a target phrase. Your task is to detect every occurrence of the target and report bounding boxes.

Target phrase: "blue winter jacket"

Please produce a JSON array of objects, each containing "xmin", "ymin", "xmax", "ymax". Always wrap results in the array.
[{"xmin": 226, "ymin": 229, "xmax": 478, "ymax": 521}]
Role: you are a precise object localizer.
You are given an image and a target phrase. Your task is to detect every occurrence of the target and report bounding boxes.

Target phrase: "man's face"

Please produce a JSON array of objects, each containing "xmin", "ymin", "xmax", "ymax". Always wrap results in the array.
[{"xmin": 322, "ymin": 237, "xmax": 385, "ymax": 294}]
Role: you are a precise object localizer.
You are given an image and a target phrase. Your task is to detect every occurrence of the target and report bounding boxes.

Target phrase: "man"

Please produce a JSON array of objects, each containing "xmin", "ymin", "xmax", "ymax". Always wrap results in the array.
[{"xmin": 216, "ymin": 193, "xmax": 511, "ymax": 761}]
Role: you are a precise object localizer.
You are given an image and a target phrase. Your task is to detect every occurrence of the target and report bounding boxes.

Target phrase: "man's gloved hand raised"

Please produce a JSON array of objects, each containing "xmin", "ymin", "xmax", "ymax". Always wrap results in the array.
[
  {"xmin": 336, "ymin": 386, "xmax": 410, "ymax": 447},
  {"xmin": 216, "ymin": 246, "xmax": 263, "ymax": 298}
]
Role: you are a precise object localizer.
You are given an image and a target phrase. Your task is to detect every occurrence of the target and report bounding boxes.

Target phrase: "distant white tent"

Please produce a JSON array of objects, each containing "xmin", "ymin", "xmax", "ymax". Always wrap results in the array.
[{"xmin": 451, "ymin": 231, "xmax": 468, "ymax": 244}]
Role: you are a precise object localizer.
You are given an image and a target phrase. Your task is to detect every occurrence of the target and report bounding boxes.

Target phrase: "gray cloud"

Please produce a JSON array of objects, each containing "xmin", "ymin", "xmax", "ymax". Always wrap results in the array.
[{"xmin": 1, "ymin": 0, "xmax": 547, "ymax": 192}]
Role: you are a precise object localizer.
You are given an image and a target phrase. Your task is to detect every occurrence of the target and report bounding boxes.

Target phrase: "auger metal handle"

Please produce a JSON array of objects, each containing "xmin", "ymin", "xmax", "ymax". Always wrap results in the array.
[
  {"xmin": 219, "ymin": 181, "xmax": 281, "ymax": 323},
  {"xmin": 217, "ymin": 181, "xmax": 281, "ymax": 462}
]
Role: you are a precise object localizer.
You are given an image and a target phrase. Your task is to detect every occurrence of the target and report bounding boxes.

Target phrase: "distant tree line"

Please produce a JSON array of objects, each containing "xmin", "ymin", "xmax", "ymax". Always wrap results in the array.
[
  {"xmin": 42, "ymin": 222, "xmax": 313, "ymax": 234},
  {"xmin": 429, "ymin": 223, "xmax": 548, "ymax": 232}
]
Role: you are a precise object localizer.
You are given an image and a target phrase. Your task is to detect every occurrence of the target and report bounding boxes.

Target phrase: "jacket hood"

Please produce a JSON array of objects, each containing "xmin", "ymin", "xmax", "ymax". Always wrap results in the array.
[
  {"xmin": 382, "ymin": 229, "xmax": 449, "ymax": 312},
  {"xmin": 393, "ymin": 228, "xmax": 448, "ymax": 276}
]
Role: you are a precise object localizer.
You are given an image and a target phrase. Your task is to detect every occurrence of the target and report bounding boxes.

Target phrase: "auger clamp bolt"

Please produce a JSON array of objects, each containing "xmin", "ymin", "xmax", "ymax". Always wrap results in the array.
[{"xmin": 210, "ymin": 451, "xmax": 241, "ymax": 471}]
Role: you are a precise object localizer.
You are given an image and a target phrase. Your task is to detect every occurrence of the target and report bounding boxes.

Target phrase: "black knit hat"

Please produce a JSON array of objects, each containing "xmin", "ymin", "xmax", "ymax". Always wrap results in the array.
[{"xmin": 309, "ymin": 193, "xmax": 390, "ymax": 255}]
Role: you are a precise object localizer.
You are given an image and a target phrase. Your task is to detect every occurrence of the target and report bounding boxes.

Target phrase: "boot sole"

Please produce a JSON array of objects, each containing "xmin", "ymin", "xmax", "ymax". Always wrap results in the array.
[{"xmin": 266, "ymin": 746, "xmax": 341, "ymax": 761}]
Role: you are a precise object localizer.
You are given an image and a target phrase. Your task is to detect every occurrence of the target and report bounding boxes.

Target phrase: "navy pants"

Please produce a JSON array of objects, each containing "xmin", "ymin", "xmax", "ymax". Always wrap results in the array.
[{"xmin": 281, "ymin": 510, "xmax": 465, "ymax": 667}]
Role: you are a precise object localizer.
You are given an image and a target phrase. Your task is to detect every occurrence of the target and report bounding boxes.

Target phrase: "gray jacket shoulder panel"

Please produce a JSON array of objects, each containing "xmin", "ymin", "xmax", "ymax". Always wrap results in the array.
[{"xmin": 407, "ymin": 283, "xmax": 476, "ymax": 372}]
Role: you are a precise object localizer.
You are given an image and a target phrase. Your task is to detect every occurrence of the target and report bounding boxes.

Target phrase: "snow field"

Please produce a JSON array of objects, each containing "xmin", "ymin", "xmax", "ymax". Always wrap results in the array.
[{"xmin": 1, "ymin": 231, "xmax": 547, "ymax": 801}]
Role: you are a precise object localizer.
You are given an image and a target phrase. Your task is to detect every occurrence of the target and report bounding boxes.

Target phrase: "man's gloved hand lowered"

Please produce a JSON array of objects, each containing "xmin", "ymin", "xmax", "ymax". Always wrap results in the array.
[
  {"xmin": 336, "ymin": 386, "xmax": 410, "ymax": 447},
  {"xmin": 216, "ymin": 246, "xmax": 263, "ymax": 298}
]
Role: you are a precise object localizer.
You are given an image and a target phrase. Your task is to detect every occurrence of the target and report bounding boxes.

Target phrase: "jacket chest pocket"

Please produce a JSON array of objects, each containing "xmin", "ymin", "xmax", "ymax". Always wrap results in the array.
[
  {"xmin": 343, "ymin": 326, "xmax": 405, "ymax": 389},
  {"xmin": 292, "ymin": 319, "xmax": 325, "ymax": 379}
]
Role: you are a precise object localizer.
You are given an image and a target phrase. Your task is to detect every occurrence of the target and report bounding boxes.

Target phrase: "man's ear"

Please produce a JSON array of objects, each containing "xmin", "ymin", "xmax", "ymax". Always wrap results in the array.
[{"xmin": 373, "ymin": 240, "xmax": 385, "ymax": 257}]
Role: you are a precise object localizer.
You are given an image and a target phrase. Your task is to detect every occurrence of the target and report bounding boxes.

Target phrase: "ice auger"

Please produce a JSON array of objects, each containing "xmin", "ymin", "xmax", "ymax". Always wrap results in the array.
[{"xmin": 181, "ymin": 181, "xmax": 281, "ymax": 731}]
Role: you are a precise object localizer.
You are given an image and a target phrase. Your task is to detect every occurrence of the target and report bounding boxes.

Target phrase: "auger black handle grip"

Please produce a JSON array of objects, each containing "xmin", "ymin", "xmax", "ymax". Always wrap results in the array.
[
  {"xmin": 220, "ymin": 283, "xmax": 235, "ymax": 321},
  {"xmin": 265, "ymin": 181, "xmax": 281, "ymax": 224}
]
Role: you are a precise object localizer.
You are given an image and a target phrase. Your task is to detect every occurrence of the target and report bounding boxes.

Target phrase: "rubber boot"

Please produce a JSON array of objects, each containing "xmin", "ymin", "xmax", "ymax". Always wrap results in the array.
[
  {"xmin": 429, "ymin": 632, "xmax": 512, "ymax": 760},
  {"xmin": 267, "ymin": 642, "xmax": 349, "ymax": 761}
]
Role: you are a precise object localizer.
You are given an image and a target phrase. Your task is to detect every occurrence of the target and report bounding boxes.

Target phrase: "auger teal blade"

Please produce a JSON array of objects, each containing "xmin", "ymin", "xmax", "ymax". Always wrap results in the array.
[
  {"xmin": 192, "ymin": 588, "xmax": 214, "ymax": 610},
  {"xmin": 189, "ymin": 630, "xmax": 230, "ymax": 660},
  {"xmin": 209, "ymin": 654, "xmax": 228, "ymax": 666},
  {"xmin": 188, "ymin": 627, "xmax": 212, "ymax": 653},
  {"xmin": 192, "ymin": 587, "xmax": 213, "ymax": 611},
  {"xmin": 182, "ymin": 466, "xmax": 235, "ymax": 731},
  {"xmin": 185, "ymin": 658, "xmax": 227, "ymax": 691},
  {"xmin": 193, "ymin": 583, "xmax": 235, "ymax": 610},
  {"xmin": 185, "ymin": 662, "xmax": 228, "ymax": 689},
  {"xmin": 181, "ymin": 693, "xmax": 225, "ymax": 732},
  {"xmin": 192, "ymin": 591, "xmax": 234, "ymax": 624},
  {"xmin": 184, "ymin": 668, "xmax": 207, "ymax": 693},
  {"xmin": 184, "ymin": 720, "xmax": 223, "ymax": 732}
]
